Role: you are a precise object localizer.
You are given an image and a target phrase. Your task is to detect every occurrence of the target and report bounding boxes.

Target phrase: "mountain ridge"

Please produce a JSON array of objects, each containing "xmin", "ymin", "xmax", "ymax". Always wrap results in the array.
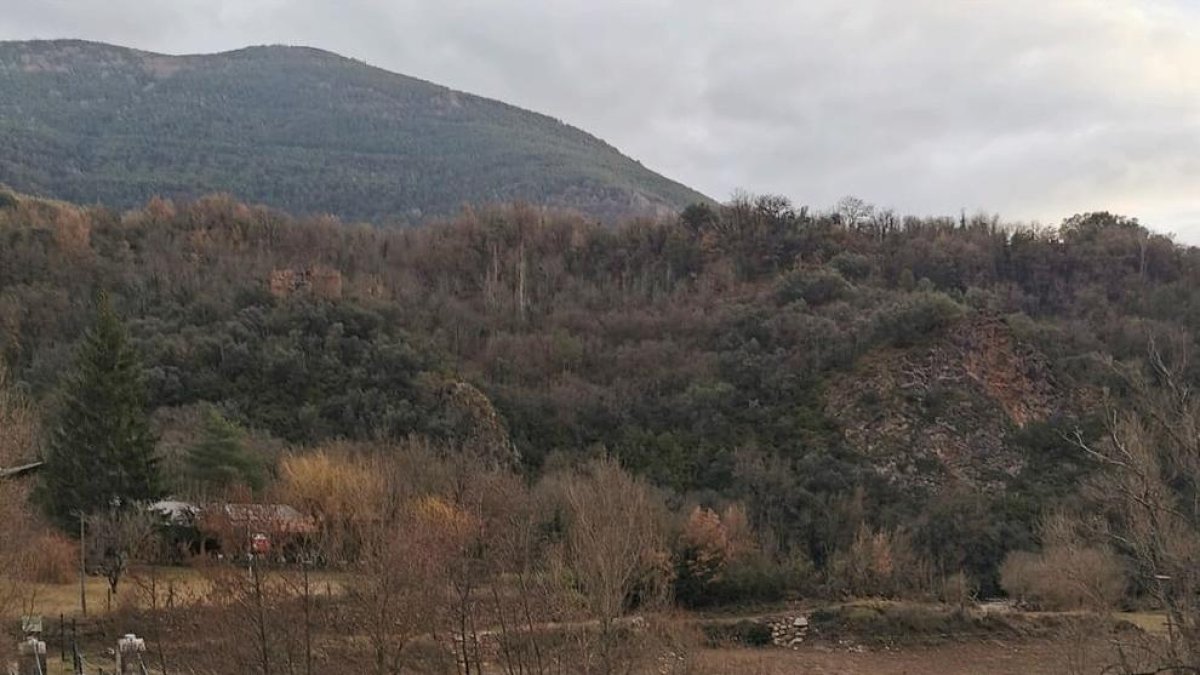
[{"xmin": 0, "ymin": 39, "xmax": 710, "ymax": 223}]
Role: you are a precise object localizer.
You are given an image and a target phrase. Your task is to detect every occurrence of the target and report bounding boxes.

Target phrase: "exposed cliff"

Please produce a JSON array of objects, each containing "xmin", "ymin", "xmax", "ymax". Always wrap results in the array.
[{"xmin": 827, "ymin": 315, "xmax": 1068, "ymax": 492}]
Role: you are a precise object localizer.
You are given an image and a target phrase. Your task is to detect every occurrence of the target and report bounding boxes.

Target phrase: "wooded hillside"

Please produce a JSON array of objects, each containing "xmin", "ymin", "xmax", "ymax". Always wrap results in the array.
[
  {"xmin": 0, "ymin": 40, "xmax": 708, "ymax": 223},
  {"xmin": 2, "ymin": 189, "xmax": 1194, "ymax": 591}
]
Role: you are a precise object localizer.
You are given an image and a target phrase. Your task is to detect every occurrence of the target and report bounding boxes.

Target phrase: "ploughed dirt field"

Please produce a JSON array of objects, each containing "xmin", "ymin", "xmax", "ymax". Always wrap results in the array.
[{"xmin": 695, "ymin": 639, "xmax": 1098, "ymax": 674}]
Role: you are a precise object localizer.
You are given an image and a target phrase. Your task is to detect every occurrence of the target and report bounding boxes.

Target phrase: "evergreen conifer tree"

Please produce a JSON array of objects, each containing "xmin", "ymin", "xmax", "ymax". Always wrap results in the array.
[
  {"xmin": 37, "ymin": 294, "xmax": 161, "ymax": 530},
  {"xmin": 186, "ymin": 407, "xmax": 264, "ymax": 494}
]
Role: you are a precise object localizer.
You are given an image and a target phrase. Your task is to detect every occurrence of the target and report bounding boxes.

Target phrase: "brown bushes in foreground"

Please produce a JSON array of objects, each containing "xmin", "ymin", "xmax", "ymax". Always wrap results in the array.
[
  {"xmin": 19, "ymin": 531, "xmax": 78, "ymax": 585},
  {"xmin": 828, "ymin": 525, "xmax": 930, "ymax": 599},
  {"xmin": 1000, "ymin": 513, "xmax": 1125, "ymax": 611},
  {"xmin": 127, "ymin": 444, "xmax": 680, "ymax": 675}
]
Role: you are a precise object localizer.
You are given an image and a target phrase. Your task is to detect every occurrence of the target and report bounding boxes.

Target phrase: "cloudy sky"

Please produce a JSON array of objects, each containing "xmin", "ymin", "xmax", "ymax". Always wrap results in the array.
[{"xmin": 3, "ymin": 0, "xmax": 1199, "ymax": 239}]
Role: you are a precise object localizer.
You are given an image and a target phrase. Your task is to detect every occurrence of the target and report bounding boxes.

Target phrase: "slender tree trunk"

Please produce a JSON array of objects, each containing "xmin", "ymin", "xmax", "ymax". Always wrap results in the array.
[
  {"xmin": 251, "ymin": 560, "xmax": 271, "ymax": 675},
  {"xmin": 78, "ymin": 513, "xmax": 87, "ymax": 617},
  {"xmin": 302, "ymin": 562, "xmax": 313, "ymax": 675}
]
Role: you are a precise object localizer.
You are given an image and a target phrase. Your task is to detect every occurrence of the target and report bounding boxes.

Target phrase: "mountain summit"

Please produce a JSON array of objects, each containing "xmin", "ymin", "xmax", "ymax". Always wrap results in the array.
[{"xmin": 0, "ymin": 40, "xmax": 709, "ymax": 223}]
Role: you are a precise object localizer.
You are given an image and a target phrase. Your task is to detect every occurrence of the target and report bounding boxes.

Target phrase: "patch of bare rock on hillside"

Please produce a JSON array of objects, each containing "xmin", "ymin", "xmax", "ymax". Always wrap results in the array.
[{"xmin": 827, "ymin": 315, "xmax": 1065, "ymax": 492}]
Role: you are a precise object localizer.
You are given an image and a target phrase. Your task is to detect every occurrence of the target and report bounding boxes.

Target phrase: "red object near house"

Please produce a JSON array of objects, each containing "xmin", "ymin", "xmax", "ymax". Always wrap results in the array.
[{"xmin": 251, "ymin": 533, "xmax": 271, "ymax": 555}]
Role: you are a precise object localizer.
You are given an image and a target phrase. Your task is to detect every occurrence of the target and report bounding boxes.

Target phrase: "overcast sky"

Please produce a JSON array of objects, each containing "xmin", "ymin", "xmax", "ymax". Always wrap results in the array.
[{"xmin": 3, "ymin": 0, "xmax": 1199, "ymax": 239}]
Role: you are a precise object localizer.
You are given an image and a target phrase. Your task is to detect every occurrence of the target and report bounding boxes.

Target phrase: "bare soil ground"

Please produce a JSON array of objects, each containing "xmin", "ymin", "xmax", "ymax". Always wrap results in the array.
[
  {"xmin": 15, "ymin": 636, "xmax": 1124, "ymax": 675},
  {"xmin": 694, "ymin": 639, "xmax": 1096, "ymax": 674},
  {"xmin": 6, "ymin": 571, "xmax": 1167, "ymax": 674}
]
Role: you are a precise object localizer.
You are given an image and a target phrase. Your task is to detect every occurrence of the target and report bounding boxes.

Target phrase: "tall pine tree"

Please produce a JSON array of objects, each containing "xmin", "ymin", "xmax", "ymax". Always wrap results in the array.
[{"xmin": 38, "ymin": 294, "xmax": 161, "ymax": 530}]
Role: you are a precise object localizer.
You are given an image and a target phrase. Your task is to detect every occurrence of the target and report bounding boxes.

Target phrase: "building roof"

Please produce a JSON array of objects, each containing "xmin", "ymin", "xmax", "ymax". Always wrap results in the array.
[
  {"xmin": 151, "ymin": 499, "xmax": 318, "ymax": 535},
  {"xmin": 200, "ymin": 502, "xmax": 316, "ymax": 535},
  {"xmin": 149, "ymin": 499, "xmax": 201, "ymax": 522},
  {"xmin": 219, "ymin": 503, "xmax": 309, "ymax": 524}
]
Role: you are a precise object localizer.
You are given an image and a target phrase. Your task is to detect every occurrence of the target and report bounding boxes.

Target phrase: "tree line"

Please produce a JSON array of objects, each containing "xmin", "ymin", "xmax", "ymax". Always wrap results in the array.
[{"xmin": 4, "ymin": 189, "xmax": 1200, "ymax": 670}]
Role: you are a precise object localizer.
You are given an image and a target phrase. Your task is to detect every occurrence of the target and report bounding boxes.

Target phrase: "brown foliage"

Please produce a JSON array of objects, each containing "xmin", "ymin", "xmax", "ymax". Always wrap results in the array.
[
  {"xmin": 19, "ymin": 532, "xmax": 78, "ymax": 584},
  {"xmin": 1072, "ymin": 342, "xmax": 1200, "ymax": 670},
  {"xmin": 0, "ymin": 366, "xmax": 39, "ymax": 672},
  {"xmin": 51, "ymin": 206, "xmax": 92, "ymax": 254},
  {"xmin": 676, "ymin": 503, "xmax": 758, "ymax": 593},
  {"xmin": 829, "ymin": 525, "xmax": 930, "ymax": 599},
  {"xmin": 679, "ymin": 507, "xmax": 730, "ymax": 587},
  {"xmin": 999, "ymin": 546, "xmax": 1124, "ymax": 611},
  {"xmin": 548, "ymin": 457, "xmax": 672, "ymax": 674},
  {"xmin": 278, "ymin": 446, "xmax": 386, "ymax": 558},
  {"xmin": 0, "ymin": 364, "xmax": 40, "ymax": 617}
]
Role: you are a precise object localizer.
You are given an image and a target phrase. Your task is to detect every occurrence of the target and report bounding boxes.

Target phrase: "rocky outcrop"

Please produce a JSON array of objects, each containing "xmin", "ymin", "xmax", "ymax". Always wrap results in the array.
[{"xmin": 827, "ymin": 315, "xmax": 1065, "ymax": 492}]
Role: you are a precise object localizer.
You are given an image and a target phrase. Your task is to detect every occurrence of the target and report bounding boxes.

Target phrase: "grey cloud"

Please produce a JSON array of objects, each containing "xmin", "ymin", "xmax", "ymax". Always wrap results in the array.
[{"xmin": 0, "ymin": 0, "xmax": 1197, "ymax": 239}]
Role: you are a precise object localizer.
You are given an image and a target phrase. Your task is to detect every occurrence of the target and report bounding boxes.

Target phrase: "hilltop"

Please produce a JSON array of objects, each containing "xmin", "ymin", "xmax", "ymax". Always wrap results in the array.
[{"xmin": 0, "ymin": 39, "xmax": 709, "ymax": 223}]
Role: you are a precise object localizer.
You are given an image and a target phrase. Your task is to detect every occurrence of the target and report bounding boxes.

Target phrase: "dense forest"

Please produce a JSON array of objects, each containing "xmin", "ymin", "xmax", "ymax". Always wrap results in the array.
[
  {"xmin": 1, "ymin": 188, "xmax": 1194, "ymax": 595},
  {"xmin": 0, "ymin": 40, "xmax": 707, "ymax": 224}
]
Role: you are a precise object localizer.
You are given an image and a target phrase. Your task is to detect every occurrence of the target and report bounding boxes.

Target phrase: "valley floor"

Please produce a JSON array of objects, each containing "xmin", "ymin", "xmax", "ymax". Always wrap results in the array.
[
  {"xmin": 19, "ymin": 639, "xmax": 1091, "ymax": 675},
  {"xmin": 4, "ymin": 568, "xmax": 1165, "ymax": 675},
  {"xmin": 694, "ymin": 639, "xmax": 1096, "ymax": 674}
]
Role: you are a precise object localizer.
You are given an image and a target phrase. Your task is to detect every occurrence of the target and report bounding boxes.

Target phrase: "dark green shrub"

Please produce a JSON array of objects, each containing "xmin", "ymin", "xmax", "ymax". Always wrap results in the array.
[
  {"xmin": 871, "ymin": 292, "xmax": 965, "ymax": 347},
  {"xmin": 830, "ymin": 252, "xmax": 873, "ymax": 281},
  {"xmin": 776, "ymin": 269, "xmax": 851, "ymax": 306},
  {"xmin": 675, "ymin": 553, "xmax": 804, "ymax": 608}
]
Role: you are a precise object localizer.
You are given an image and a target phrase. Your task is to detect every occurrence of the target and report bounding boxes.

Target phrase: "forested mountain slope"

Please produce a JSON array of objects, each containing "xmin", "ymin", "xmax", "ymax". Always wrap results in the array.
[
  {"xmin": 0, "ymin": 40, "xmax": 708, "ymax": 223},
  {"xmin": 2, "ymin": 189, "xmax": 1194, "ymax": 591}
]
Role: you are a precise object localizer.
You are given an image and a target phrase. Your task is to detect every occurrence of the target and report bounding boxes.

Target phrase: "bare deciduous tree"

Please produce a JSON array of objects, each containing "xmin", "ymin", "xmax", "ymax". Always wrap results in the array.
[
  {"xmin": 85, "ymin": 506, "xmax": 159, "ymax": 598},
  {"xmin": 550, "ymin": 458, "xmax": 671, "ymax": 675},
  {"xmin": 201, "ymin": 559, "xmax": 297, "ymax": 675},
  {"xmin": 0, "ymin": 365, "xmax": 38, "ymax": 665},
  {"xmin": 828, "ymin": 523, "xmax": 929, "ymax": 599},
  {"xmin": 1075, "ymin": 338, "xmax": 1200, "ymax": 672},
  {"xmin": 341, "ymin": 448, "xmax": 456, "ymax": 675},
  {"xmin": 999, "ymin": 512, "xmax": 1124, "ymax": 612},
  {"xmin": 486, "ymin": 475, "xmax": 567, "ymax": 675}
]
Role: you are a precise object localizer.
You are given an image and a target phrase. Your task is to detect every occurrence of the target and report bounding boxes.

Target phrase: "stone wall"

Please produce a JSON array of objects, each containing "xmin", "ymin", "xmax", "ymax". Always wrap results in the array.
[{"xmin": 768, "ymin": 615, "xmax": 810, "ymax": 649}]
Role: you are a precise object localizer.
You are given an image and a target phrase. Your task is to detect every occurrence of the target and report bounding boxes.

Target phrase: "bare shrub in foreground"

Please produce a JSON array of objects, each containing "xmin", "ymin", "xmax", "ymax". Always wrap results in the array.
[
  {"xmin": 1073, "ymin": 338, "xmax": 1200, "ymax": 672},
  {"xmin": 0, "ymin": 363, "xmax": 39, "ymax": 667},
  {"xmin": 85, "ymin": 506, "xmax": 160, "ymax": 597},
  {"xmin": 1000, "ymin": 512, "xmax": 1124, "ymax": 613},
  {"xmin": 548, "ymin": 457, "xmax": 672, "ymax": 675},
  {"xmin": 829, "ymin": 524, "xmax": 929, "ymax": 599}
]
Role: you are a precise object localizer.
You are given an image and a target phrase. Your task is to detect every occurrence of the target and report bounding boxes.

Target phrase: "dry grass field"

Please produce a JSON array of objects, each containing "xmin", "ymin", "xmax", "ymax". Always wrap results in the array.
[
  {"xmin": 5, "ymin": 567, "xmax": 203, "ymax": 619},
  {"xmin": 2, "ymin": 565, "xmax": 350, "ymax": 619},
  {"xmin": 4, "ymin": 571, "xmax": 1174, "ymax": 674}
]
